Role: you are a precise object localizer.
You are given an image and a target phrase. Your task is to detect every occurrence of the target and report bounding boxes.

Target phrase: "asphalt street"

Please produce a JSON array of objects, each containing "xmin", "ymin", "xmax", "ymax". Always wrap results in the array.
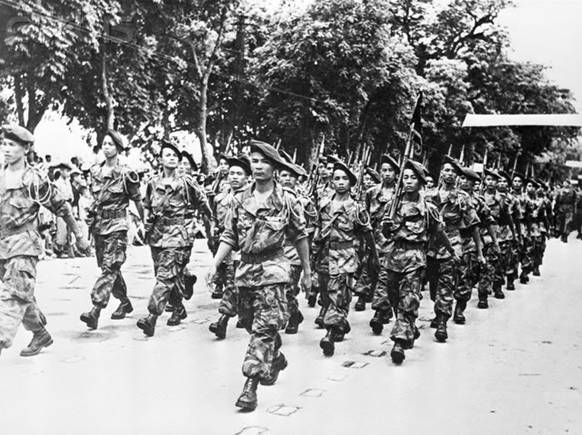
[{"xmin": 1, "ymin": 237, "xmax": 581, "ymax": 435}]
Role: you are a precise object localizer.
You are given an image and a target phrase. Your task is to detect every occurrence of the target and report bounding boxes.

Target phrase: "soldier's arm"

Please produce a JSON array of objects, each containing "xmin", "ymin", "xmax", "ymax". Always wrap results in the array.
[{"xmin": 124, "ymin": 169, "xmax": 144, "ymax": 221}]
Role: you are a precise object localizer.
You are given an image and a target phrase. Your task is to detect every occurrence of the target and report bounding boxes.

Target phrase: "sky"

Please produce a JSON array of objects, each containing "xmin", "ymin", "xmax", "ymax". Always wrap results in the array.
[{"xmin": 31, "ymin": 0, "xmax": 582, "ymax": 161}]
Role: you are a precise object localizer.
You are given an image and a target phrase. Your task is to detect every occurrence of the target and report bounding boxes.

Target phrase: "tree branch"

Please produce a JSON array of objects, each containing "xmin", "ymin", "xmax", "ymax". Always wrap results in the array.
[{"xmin": 203, "ymin": 6, "xmax": 228, "ymax": 85}]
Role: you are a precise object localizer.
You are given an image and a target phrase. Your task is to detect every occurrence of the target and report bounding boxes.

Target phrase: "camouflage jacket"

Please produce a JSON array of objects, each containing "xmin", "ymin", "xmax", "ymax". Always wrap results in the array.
[
  {"xmin": 425, "ymin": 187, "xmax": 480, "ymax": 259},
  {"xmin": 220, "ymin": 181, "xmax": 307, "ymax": 287},
  {"xmin": 213, "ymin": 185, "xmax": 234, "ymax": 235},
  {"xmin": 365, "ymin": 183, "xmax": 396, "ymax": 254},
  {"xmin": 89, "ymin": 161, "xmax": 141, "ymax": 235},
  {"xmin": 144, "ymin": 173, "xmax": 212, "ymax": 248},
  {"xmin": 383, "ymin": 194, "xmax": 442, "ymax": 273},
  {"xmin": 486, "ymin": 191, "xmax": 513, "ymax": 243},
  {"xmin": 555, "ymin": 188, "xmax": 577, "ymax": 213},
  {"xmin": 526, "ymin": 195, "xmax": 547, "ymax": 237},
  {"xmin": 284, "ymin": 193, "xmax": 317, "ymax": 266},
  {"xmin": 465, "ymin": 193, "xmax": 494, "ymax": 250},
  {"xmin": 0, "ymin": 165, "xmax": 74, "ymax": 260},
  {"xmin": 314, "ymin": 195, "xmax": 372, "ymax": 276}
]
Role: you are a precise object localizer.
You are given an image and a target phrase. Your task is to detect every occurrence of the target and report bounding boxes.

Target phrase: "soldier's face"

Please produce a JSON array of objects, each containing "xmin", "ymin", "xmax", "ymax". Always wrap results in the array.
[
  {"xmin": 219, "ymin": 158, "xmax": 229, "ymax": 175},
  {"xmin": 526, "ymin": 182, "xmax": 535, "ymax": 194},
  {"xmin": 513, "ymin": 177, "xmax": 523, "ymax": 190},
  {"xmin": 425, "ymin": 176, "xmax": 435, "ymax": 188},
  {"xmin": 161, "ymin": 148, "xmax": 179, "ymax": 170},
  {"xmin": 441, "ymin": 164, "xmax": 457, "ymax": 184},
  {"xmin": 326, "ymin": 163, "xmax": 335, "ymax": 176},
  {"xmin": 485, "ymin": 175, "xmax": 497, "ymax": 189},
  {"xmin": 229, "ymin": 166, "xmax": 248, "ymax": 190},
  {"xmin": 363, "ymin": 173, "xmax": 373, "ymax": 189},
  {"xmin": 102, "ymin": 136, "xmax": 118, "ymax": 158},
  {"xmin": 250, "ymin": 152, "xmax": 275, "ymax": 181},
  {"xmin": 402, "ymin": 169, "xmax": 420, "ymax": 192},
  {"xmin": 498, "ymin": 179, "xmax": 508, "ymax": 191},
  {"xmin": 279, "ymin": 170, "xmax": 297, "ymax": 189},
  {"xmin": 180, "ymin": 158, "xmax": 192, "ymax": 175},
  {"xmin": 1, "ymin": 138, "xmax": 27, "ymax": 165},
  {"xmin": 381, "ymin": 163, "xmax": 396, "ymax": 184},
  {"xmin": 460, "ymin": 175, "xmax": 474, "ymax": 191},
  {"xmin": 332, "ymin": 169, "xmax": 350, "ymax": 194},
  {"xmin": 318, "ymin": 163, "xmax": 328, "ymax": 178}
]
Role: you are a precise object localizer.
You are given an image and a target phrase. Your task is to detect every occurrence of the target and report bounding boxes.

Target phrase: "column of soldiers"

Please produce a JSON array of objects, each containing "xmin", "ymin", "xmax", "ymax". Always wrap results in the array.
[{"xmin": 1, "ymin": 124, "xmax": 580, "ymax": 413}]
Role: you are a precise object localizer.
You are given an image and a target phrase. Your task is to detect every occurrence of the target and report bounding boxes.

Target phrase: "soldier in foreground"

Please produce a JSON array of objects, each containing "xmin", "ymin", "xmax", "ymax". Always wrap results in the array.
[
  {"xmin": 207, "ymin": 140, "xmax": 311, "ymax": 412},
  {"xmin": 80, "ymin": 130, "xmax": 143, "ymax": 330},
  {"xmin": 137, "ymin": 141, "xmax": 212, "ymax": 336},
  {"xmin": 381, "ymin": 160, "xmax": 455, "ymax": 364},
  {"xmin": 208, "ymin": 154, "xmax": 251, "ymax": 339},
  {"xmin": 0, "ymin": 125, "xmax": 88, "ymax": 357}
]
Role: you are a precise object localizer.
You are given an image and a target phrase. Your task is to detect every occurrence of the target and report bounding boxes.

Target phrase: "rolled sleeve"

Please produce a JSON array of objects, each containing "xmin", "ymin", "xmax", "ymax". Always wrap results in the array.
[
  {"xmin": 287, "ymin": 196, "xmax": 308, "ymax": 243},
  {"xmin": 219, "ymin": 203, "xmax": 239, "ymax": 250}
]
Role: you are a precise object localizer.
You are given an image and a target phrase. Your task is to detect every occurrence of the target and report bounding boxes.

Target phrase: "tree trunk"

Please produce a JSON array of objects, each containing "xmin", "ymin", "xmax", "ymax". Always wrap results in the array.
[
  {"xmin": 13, "ymin": 74, "xmax": 25, "ymax": 126},
  {"xmin": 101, "ymin": 42, "xmax": 115, "ymax": 132},
  {"xmin": 195, "ymin": 81, "xmax": 213, "ymax": 174}
]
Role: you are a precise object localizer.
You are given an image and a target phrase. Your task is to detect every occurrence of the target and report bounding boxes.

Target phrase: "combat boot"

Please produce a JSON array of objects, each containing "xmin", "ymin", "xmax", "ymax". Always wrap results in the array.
[
  {"xmin": 519, "ymin": 271, "xmax": 529, "ymax": 284},
  {"xmin": 235, "ymin": 377, "xmax": 259, "ymax": 412},
  {"xmin": 453, "ymin": 300, "xmax": 466, "ymax": 325},
  {"xmin": 390, "ymin": 340, "xmax": 405, "ymax": 365},
  {"xmin": 506, "ymin": 275, "xmax": 516, "ymax": 291},
  {"xmin": 434, "ymin": 316, "xmax": 448, "ymax": 343},
  {"xmin": 493, "ymin": 283, "xmax": 505, "ymax": 299},
  {"xmin": 285, "ymin": 311, "xmax": 304, "ymax": 335},
  {"xmin": 314, "ymin": 306, "xmax": 326, "ymax": 328},
  {"xmin": 137, "ymin": 314, "xmax": 157, "ymax": 337},
  {"xmin": 20, "ymin": 328, "xmax": 53, "ymax": 357},
  {"xmin": 354, "ymin": 295, "xmax": 366, "ymax": 312},
  {"xmin": 369, "ymin": 310, "xmax": 384, "ymax": 335},
  {"xmin": 532, "ymin": 266, "xmax": 540, "ymax": 277},
  {"xmin": 209, "ymin": 314, "xmax": 229, "ymax": 339},
  {"xmin": 211, "ymin": 283, "xmax": 223, "ymax": 299},
  {"xmin": 477, "ymin": 294, "xmax": 488, "ymax": 309},
  {"xmin": 236, "ymin": 318, "xmax": 244, "ymax": 329},
  {"xmin": 260, "ymin": 353, "xmax": 288, "ymax": 386},
  {"xmin": 307, "ymin": 293, "xmax": 317, "ymax": 308},
  {"xmin": 183, "ymin": 273, "xmax": 197, "ymax": 300},
  {"xmin": 80, "ymin": 306, "xmax": 101, "ymax": 330},
  {"xmin": 430, "ymin": 317, "xmax": 439, "ymax": 329},
  {"xmin": 382, "ymin": 310, "xmax": 393, "ymax": 324},
  {"xmin": 111, "ymin": 299, "xmax": 133, "ymax": 320},
  {"xmin": 320, "ymin": 330, "xmax": 335, "ymax": 356},
  {"xmin": 167, "ymin": 304, "xmax": 186, "ymax": 326},
  {"xmin": 165, "ymin": 304, "xmax": 174, "ymax": 313}
]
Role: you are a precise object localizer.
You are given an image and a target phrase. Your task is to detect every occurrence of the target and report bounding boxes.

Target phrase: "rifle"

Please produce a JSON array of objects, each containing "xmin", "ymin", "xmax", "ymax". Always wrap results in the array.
[
  {"xmin": 356, "ymin": 144, "xmax": 370, "ymax": 197},
  {"xmin": 511, "ymin": 149, "xmax": 521, "ymax": 179},
  {"xmin": 308, "ymin": 134, "xmax": 326, "ymax": 203},
  {"xmin": 387, "ymin": 121, "xmax": 416, "ymax": 220}
]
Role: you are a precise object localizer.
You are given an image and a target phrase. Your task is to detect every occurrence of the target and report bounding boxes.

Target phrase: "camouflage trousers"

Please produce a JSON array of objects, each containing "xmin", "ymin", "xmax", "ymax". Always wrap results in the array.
[
  {"xmin": 532, "ymin": 235, "xmax": 546, "ymax": 268},
  {"xmin": 91, "ymin": 231, "xmax": 128, "ymax": 309},
  {"xmin": 371, "ymin": 258, "xmax": 394, "ymax": 316},
  {"xmin": 286, "ymin": 265, "xmax": 303, "ymax": 321},
  {"xmin": 238, "ymin": 284, "xmax": 289, "ymax": 380},
  {"xmin": 455, "ymin": 252, "xmax": 480, "ymax": 303},
  {"xmin": 387, "ymin": 268, "xmax": 423, "ymax": 343},
  {"xmin": 218, "ymin": 260, "xmax": 238, "ymax": 317},
  {"xmin": 425, "ymin": 256, "xmax": 439, "ymax": 302},
  {"xmin": 169, "ymin": 246, "xmax": 193, "ymax": 306},
  {"xmin": 353, "ymin": 264, "xmax": 375, "ymax": 299},
  {"xmin": 520, "ymin": 236, "xmax": 534, "ymax": 275},
  {"xmin": 433, "ymin": 257, "xmax": 459, "ymax": 319},
  {"xmin": 477, "ymin": 245, "xmax": 499, "ymax": 300},
  {"xmin": 147, "ymin": 247, "xmax": 189, "ymax": 315},
  {"xmin": 318, "ymin": 273, "xmax": 353, "ymax": 333},
  {"xmin": 499, "ymin": 241, "xmax": 518, "ymax": 280},
  {"xmin": 558, "ymin": 210, "xmax": 575, "ymax": 235},
  {"xmin": 0, "ymin": 256, "xmax": 46, "ymax": 349}
]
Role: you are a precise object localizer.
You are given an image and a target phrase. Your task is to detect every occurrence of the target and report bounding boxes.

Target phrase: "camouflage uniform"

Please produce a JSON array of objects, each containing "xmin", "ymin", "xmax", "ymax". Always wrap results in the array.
[
  {"xmin": 314, "ymin": 195, "xmax": 372, "ymax": 334},
  {"xmin": 284, "ymin": 194, "xmax": 316, "ymax": 327},
  {"xmin": 528, "ymin": 195, "xmax": 548, "ymax": 272},
  {"xmin": 516, "ymin": 192, "xmax": 534, "ymax": 279},
  {"xmin": 0, "ymin": 166, "xmax": 74, "ymax": 349},
  {"xmin": 214, "ymin": 186, "xmax": 245, "ymax": 318},
  {"xmin": 555, "ymin": 187, "xmax": 577, "ymax": 239},
  {"xmin": 144, "ymin": 174, "xmax": 211, "ymax": 316},
  {"xmin": 475, "ymin": 192, "xmax": 500, "ymax": 303},
  {"xmin": 425, "ymin": 188, "xmax": 479, "ymax": 319},
  {"xmin": 496, "ymin": 189, "xmax": 519, "ymax": 288},
  {"xmin": 382, "ymin": 195, "xmax": 442, "ymax": 344},
  {"xmin": 220, "ymin": 182, "xmax": 307, "ymax": 380},
  {"xmin": 366, "ymin": 184, "xmax": 396, "ymax": 314},
  {"xmin": 88, "ymin": 162, "xmax": 141, "ymax": 309}
]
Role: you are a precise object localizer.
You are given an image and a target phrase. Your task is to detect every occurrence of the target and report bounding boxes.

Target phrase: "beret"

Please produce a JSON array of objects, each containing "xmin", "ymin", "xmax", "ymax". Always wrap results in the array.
[
  {"xmin": 459, "ymin": 166, "xmax": 481, "ymax": 182},
  {"xmin": 497, "ymin": 170, "xmax": 512, "ymax": 181},
  {"xmin": 403, "ymin": 160, "xmax": 429, "ymax": 185},
  {"xmin": 160, "ymin": 139, "xmax": 181, "ymax": 158},
  {"xmin": 1, "ymin": 124, "xmax": 34, "ymax": 145},
  {"xmin": 484, "ymin": 168, "xmax": 501, "ymax": 180},
  {"xmin": 249, "ymin": 140, "xmax": 292, "ymax": 171},
  {"xmin": 381, "ymin": 154, "xmax": 400, "ymax": 172},
  {"xmin": 364, "ymin": 167, "xmax": 381, "ymax": 184},
  {"xmin": 226, "ymin": 154, "xmax": 252, "ymax": 175},
  {"xmin": 332, "ymin": 160, "xmax": 358, "ymax": 186},
  {"xmin": 181, "ymin": 151, "xmax": 198, "ymax": 171},
  {"xmin": 106, "ymin": 129, "xmax": 126, "ymax": 150}
]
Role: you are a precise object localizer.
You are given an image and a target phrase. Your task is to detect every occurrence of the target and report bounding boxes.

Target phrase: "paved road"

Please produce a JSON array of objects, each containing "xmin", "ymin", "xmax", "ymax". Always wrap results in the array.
[{"xmin": 1, "ymin": 237, "xmax": 581, "ymax": 435}]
